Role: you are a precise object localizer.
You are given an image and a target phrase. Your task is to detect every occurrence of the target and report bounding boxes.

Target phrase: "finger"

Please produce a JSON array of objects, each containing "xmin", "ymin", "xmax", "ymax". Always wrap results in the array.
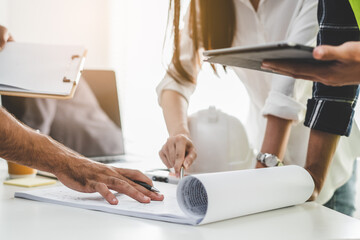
[
  {"xmin": 184, "ymin": 147, "xmax": 197, "ymax": 169},
  {"xmin": 262, "ymin": 61, "xmax": 328, "ymax": 80},
  {"xmin": 8, "ymin": 34, "xmax": 14, "ymax": 42},
  {"xmin": 0, "ymin": 35, "xmax": 5, "ymax": 50},
  {"xmin": 261, "ymin": 60, "xmax": 301, "ymax": 74},
  {"xmin": 313, "ymin": 45, "xmax": 342, "ymax": 61},
  {"xmin": 109, "ymin": 170, "xmax": 164, "ymax": 201},
  {"xmin": 108, "ymin": 177, "xmax": 151, "ymax": 203},
  {"xmin": 159, "ymin": 150, "xmax": 171, "ymax": 168},
  {"xmin": 159, "ymin": 146, "xmax": 172, "ymax": 169},
  {"xmin": 94, "ymin": 183, "xmax": 119, "ymax": 205},
  {"xmin": 117, "ymin": 168, "xmax": 152, "ymax": 186},
  {"xmin": 314, "ymin": 42, "xmax": 360, "ymax": 62},
  {"xmin": 173, "ymin": 139, "xmax": 186, "ymax": 176},
  {"xmin": 0, "ymin": 28, "xmax": 10, "ymax": 50},
  {"xmin": 264, "ymin": 66, "xmax": 314, "ymax": 79},
  {"xmin": 167, "ymin": 138, "xmax": 177, "ymax": 167},
  {"xmin": 129, "ymin": 182, "xmax": 164, "ymax": 201},
  {"xmin": 265, "ymin": 60, "xmax": 349, "ymax": 86},
  {"xmin": 262, "ymin": 60, "xmax": 311, "ymax": 75},
  {"xmin": 268, "ymin": 68, "xmax": 323, "ymax": 83}
]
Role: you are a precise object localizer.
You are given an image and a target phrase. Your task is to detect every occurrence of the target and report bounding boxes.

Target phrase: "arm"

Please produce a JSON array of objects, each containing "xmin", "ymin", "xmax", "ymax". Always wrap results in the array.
[
  {"xmin": 158, "ymin": 90, "xmax": 197, "ymax": 177},
  {"xmin": 257, "ymin": 0, "xmax": 318, "ymax": 167},
  {"xmin": 256, "ymin": 115, "xmax": 292, "ymax": 168},
  {"xmin": 264, "ymin": 1, "xmax": 360, "ymax": 200},
  {"xmin": 262, "ymin": 42, "xmax": 360, "ymax": 86},
  {"xmin": 305, "ymin": 130, "xmax": 340, "ymax": 200},
  {"xmin": 0, "ymin": 108, "xmax": 163, "ymax": 204},
  {"xmin": 157, "ymin": 8, "xmax": 200, "ymax": 177}
]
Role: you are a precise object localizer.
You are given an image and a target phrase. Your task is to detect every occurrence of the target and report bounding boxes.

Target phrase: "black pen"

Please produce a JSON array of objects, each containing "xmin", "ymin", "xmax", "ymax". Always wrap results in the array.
[{"xmin": 132, "ymin": 180, "xmax": 160, "ymax": 193}]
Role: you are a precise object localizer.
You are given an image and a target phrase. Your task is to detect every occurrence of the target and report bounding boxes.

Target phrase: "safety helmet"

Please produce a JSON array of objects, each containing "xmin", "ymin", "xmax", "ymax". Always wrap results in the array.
[{"xmin": 187, "ymin": 106, "xmax": 255, "ymax": 174}]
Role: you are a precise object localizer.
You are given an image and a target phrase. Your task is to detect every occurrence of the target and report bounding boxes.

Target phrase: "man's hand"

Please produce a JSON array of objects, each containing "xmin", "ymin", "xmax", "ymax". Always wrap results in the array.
[
  {"xmin": 159, "ymin": 134, "xmax": 197, "ymax": 177},
  {"xmin": 0, "ymin": 25, "xmax": 14, "ymax": 50},
  {"xmin": 0, "ymin": 107, "xmax": 163, "ymax": 205},
  {"xmin": 54, "ymin": 157, "xmax": 164, "ymax": 205},
  {"xmin": 262, "ymin": 42, "xmax": 360, "ymax": 86}
]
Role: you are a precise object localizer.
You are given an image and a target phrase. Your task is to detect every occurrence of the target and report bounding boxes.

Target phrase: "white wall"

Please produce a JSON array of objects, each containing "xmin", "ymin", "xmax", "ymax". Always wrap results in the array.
[
  {"xmin": 2, "ymin": 0, "xmax": 110, "ymax": 68},
  {"xmin": 108, "ymin": 0, "xmax": 170, "ymax": 156},
  {"xmin": 0, "ymin": 0, "xmax": 8, "ymax": 26},
  {"xmin": 0, "ymin": 0, "xmax": 8, "ymax": 106}
]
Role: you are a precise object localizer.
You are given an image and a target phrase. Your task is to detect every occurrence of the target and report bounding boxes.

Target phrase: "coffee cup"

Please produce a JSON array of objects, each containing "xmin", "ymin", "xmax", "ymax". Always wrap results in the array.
[{"xmin": 7, "ymin": 161, "xmax": 37, "ymax": 179}]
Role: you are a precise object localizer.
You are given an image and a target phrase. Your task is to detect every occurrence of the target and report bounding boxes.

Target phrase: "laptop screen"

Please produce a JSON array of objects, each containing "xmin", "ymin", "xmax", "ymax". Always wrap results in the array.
[
  {"xmin": 1, "ymin": 69, "xmax": 125, "ymax": 161},
  {"xmin": 80, "ymin": 70, "xmax": 125, "ymax": 159}
]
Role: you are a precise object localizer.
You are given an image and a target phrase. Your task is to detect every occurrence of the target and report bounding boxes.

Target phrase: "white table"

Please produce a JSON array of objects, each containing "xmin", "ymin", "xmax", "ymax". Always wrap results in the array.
[{"xmin": 1, "ymin": 159, "xmax": 360, "ymax": 240}]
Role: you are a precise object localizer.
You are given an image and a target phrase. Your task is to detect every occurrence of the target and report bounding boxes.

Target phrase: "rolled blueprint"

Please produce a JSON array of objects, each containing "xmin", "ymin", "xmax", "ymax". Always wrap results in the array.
[
  {"xmin": 177, "ymin": 165, "xmax": 314, "ymax": 225},
  {"xmin": 15, "ymin": 165, "xmax": 314, "ymax": 225}
]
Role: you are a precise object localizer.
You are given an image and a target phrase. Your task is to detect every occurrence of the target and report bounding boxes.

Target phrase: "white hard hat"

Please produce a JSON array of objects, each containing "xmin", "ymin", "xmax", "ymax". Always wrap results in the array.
[{"xmin": 187, "ymin": 106, "xmax": 255, "ymax": 174}]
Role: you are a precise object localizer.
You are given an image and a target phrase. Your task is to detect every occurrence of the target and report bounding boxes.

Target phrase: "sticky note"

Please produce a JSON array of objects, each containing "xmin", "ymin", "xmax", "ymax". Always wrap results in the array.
[{"xmin": 3, "ymin": 177, "xmax": 57, "ymax": 187}]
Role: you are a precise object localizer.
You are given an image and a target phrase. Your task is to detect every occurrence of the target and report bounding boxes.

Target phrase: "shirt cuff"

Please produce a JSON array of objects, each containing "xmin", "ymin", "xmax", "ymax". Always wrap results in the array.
[
  {"xmin": 156, "ymin": 74, "xmax": 196, "ymax": 105},
  {"xmin": 304, "ymin": 99, "xmax": 355, "ymax": 136},
  {"xmin": 262, "ymin": 91, "xmax": 306, "ymax": 122}
]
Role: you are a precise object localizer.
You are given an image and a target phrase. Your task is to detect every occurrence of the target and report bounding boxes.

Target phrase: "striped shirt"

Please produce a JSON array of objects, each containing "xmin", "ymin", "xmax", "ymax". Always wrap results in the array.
[{"xmin": 304, "ymin": 0, "xmax": 360, "ymax": 136}]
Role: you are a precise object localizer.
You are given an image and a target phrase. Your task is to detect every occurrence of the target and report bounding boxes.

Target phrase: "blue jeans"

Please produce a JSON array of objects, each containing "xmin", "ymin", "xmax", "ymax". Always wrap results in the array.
[{"xmin": 323, "ymin": 160, "xmax": 357, "ymax": 216}]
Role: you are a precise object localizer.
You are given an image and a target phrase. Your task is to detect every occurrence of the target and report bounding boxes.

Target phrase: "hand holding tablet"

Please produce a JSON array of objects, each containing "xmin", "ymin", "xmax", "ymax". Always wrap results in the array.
[{"xmin": 203, "ymin": 42, "xmax": 332, "ymax": 74}]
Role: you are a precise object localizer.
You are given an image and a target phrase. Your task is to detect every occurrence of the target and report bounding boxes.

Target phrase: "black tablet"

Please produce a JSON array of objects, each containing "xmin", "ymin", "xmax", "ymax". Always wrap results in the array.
[{"xmin": 203, "ymin": 42, "xmax": 318, "ymax": 73}]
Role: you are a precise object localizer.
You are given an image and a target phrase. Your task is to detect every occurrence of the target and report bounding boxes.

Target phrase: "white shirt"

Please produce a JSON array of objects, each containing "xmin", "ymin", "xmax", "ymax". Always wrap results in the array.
[{"xmin": 156, "ymin": 0, "xmax": 360, "ymax": 204}]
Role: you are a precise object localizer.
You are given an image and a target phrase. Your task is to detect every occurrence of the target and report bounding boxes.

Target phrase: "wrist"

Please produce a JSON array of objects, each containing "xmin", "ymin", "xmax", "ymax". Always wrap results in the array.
[
  {"xmin": 36, "ymin": 134, "xmax": 84, "ymax": 175},
  {"xmin": 170, "ymin": 125, "xmax": 190, "ymax": 138},
  {"xmin": 256, "ymin": 152, "xmax": 283, "ymax": 167}
]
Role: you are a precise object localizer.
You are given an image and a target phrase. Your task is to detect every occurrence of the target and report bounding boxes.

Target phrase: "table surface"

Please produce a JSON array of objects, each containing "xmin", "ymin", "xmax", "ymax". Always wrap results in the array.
[{"xmin": 1, "ymin": 159, "xmax": 360, "ymax": 240}]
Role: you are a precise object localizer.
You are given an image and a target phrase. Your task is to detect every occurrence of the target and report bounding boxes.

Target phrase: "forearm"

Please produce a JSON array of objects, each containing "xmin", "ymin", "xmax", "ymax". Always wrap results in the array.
[
  {"xmin": 0, "ymin": 108, "xmax": 164, "ymax": 204},
  {"xmin": 256, "ymin": 115, "xmax": 292, "ymax": 168},
  {"xmin": 160, "ymin": 90, "xmax": 190, "ymax": 137},
  {"xmin": 260, "ymin": 115, "xmax": 292, "ymax": 159},
  {"xmin": 305, "ymin": 129, "xmax": 340, "ymax": 200},
  {"xmin": 0, "ymin": 107, "xmax": 83, "ymax": 174}
]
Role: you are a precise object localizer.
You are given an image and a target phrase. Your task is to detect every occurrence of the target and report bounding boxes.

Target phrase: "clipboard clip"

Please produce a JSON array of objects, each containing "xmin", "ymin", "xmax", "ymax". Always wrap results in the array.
[
  {"xmin": 63, "ymin": 77, "xmax": 72, "ymax": 83},
  {"xmin": 71, "ymin": 55, "xmax": 80, "ymax": 60},
  {"xmin": 63, "ymin": 54, "xmax": 83, "ymax": 83}
]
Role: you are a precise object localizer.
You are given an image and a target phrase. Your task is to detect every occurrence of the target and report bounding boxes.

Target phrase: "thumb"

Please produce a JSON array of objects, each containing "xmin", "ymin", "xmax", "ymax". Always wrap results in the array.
[
  {"xmin": 0, "ymin": 26, "xmax": 8, "ymax": 50},
  {"xmin": 314, "ymin": 42, "xmax": 360, "ymax": 62},
  {"xmin": 0, "ymin": 36, "xmax": 5, "ymax": 50},
  {"xmin": 313, "ymin": 45, "xmax": 342, "ymax": 61}
]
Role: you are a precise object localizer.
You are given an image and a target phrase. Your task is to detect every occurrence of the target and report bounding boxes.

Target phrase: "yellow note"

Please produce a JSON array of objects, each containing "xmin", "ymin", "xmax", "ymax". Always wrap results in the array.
[{"xmin": 3, "ymin": 177, "xmax": 57, "ymax": 187}]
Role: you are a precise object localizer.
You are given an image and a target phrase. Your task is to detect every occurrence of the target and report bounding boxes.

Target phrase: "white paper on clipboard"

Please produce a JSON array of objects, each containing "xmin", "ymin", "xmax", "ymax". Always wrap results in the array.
[{"xmin": 0, "ymin": 42, "xmax": 86, "ymax": 99}]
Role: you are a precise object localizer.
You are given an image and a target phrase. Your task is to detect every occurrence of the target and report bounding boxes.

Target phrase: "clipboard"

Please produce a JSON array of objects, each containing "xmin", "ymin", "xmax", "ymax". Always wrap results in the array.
[{"xmin": 0, "ymin": 42, "xmax": 87, "ymax": 99}]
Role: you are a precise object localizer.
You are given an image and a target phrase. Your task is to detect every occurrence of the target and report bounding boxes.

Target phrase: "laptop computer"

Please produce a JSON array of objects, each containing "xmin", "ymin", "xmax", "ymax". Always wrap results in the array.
[
  {"xmin": 2, "ymin": 69, "xmax": 177, "ymax": 182},
  {"xmin": 80, "ymin": 69, "xmax": 128, "ymax": 163}
]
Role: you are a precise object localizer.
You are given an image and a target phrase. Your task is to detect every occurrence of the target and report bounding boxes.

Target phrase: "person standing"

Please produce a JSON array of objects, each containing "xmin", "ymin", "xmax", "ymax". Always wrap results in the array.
[
  {"xmin": 262, "ymin": 0, "xmax": 360, "ymax": 214},
  {"xmin": 157, "ymin": 0, "xmax": 360, "ymax": 216}
]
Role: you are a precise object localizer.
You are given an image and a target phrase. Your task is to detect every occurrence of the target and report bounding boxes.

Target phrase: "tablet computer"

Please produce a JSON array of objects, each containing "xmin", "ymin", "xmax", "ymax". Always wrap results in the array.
[{"xmin": 203, "ymin": 42, "xmax": 318, "ymax": 73}]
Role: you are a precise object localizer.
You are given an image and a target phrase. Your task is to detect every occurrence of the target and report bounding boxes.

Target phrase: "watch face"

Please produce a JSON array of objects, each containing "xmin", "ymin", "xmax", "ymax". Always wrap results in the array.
[{"xmin": 264, "ymin": 155, "xmax": 278, "ymax": 167}]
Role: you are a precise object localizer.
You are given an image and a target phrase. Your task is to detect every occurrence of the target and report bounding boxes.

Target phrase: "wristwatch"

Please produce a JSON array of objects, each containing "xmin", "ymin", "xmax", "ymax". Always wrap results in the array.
[{"xmin": 256, "ymin": 152, "xmax": 283, "ymax": 167}]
